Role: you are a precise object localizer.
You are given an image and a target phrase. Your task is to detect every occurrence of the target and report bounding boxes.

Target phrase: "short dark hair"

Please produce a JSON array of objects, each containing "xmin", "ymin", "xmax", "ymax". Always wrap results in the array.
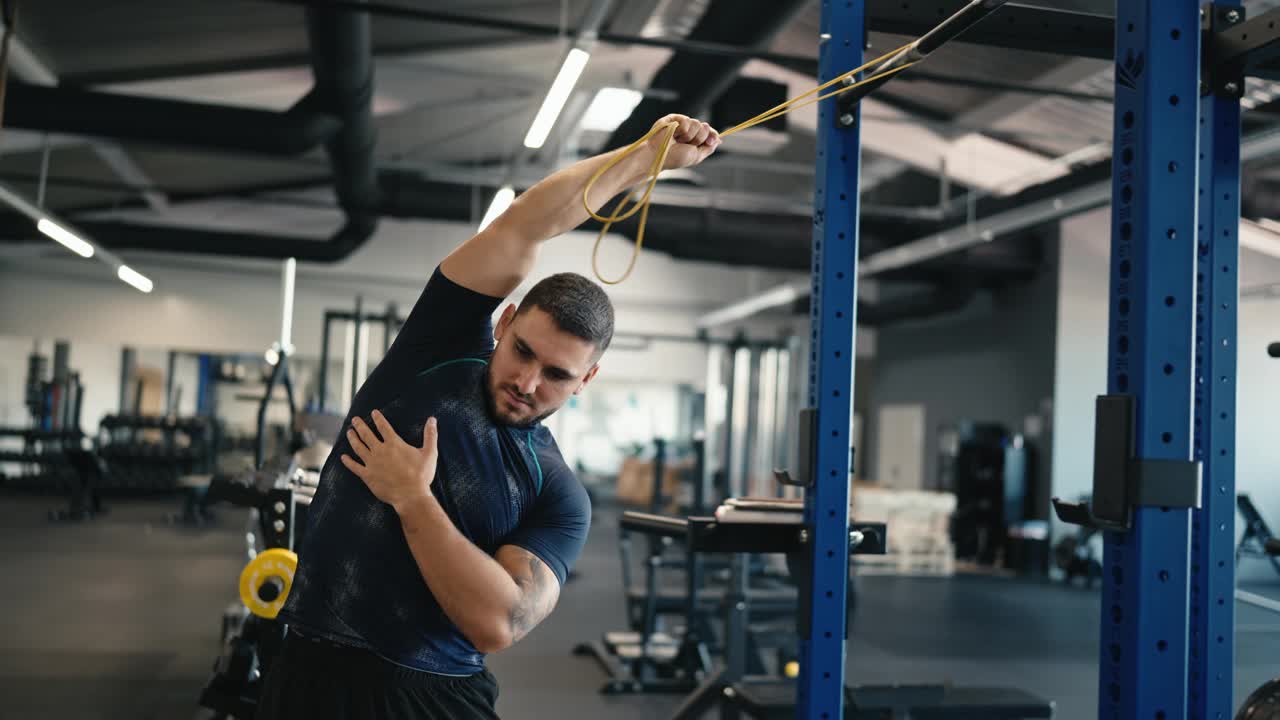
[{"xmin": 516, "ymin": 273, "xmax": 615, "ymax": 356}]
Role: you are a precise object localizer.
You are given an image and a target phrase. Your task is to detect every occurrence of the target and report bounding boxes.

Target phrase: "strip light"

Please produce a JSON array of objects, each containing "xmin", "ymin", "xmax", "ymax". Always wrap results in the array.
[
  {"xmin": 0, "ymin": 180, "xmax": 154, "ymax": 293},
  {"xmin": 479, "ymin": 185, "xmax": 516, "ymax": 232},
  {"xmin": 524, "ymin": 48, "xmax": 591, "ymax": 149},
  {"xmin": 117, "ymin": 264, "xmax": 153, "ymax": 293},
  {"xmin": 581, "ymin": 87, "xmax": 644, "ymax": 132},
  {"xmin": 37, "ymin": 218, "xmax": 94, "ymax": 258}
]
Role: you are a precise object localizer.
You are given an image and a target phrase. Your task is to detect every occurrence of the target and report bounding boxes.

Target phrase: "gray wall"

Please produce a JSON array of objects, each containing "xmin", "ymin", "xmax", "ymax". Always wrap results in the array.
[{"xmin": 863, "ymin": 233, "xmax": 1060, "ymax": 518}]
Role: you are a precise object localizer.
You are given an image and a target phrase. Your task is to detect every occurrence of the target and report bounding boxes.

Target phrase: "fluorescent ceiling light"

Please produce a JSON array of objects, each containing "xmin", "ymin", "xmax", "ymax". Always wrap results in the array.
[
  {"xmin": 524, "ymin": 48, "xmax": 591, "ymax": 149},
  {"xmin": 696, "ymin": 282, "xmax": 806, "ymax": 328},
  {"xmin": 580, "ymin": 87, "xmax": 644, "ymax": 132},
  {"xmin": 280, "ymin": 258, "xmax": 296, "ymax": 354},
  {"xmin": 1241, "ymin": 218, "xmax": 1280, "ymax": 259},
  {"xmin": 116, "ymin": 264, "xmax": 154, "ymax": 293},
  {"xmin": 37, "ymin": 218, "xmax": 94, "ymax": 258},
  {"xmin": 479, "ymin": 185, "xmax": 516, "ymax": 232}
]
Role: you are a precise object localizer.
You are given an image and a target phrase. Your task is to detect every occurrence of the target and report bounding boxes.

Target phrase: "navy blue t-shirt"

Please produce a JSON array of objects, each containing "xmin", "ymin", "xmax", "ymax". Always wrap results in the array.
[{"xmin": 280, "ymin": 267, "xmax": 592, "ymax": 675}]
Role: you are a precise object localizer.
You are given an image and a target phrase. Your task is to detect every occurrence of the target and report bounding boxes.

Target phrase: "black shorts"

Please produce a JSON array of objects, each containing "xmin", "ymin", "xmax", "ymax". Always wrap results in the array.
[{"xmin": 255, "ymin": 631, "xmax": 500, "ymax": 720}]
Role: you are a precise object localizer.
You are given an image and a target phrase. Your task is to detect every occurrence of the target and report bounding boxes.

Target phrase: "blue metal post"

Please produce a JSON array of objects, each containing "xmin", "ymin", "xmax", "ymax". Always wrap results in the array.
[
  {"xmin": 1190, "ymin": 23, "xmax": 1241, "ymax": 719},
  {"xmin": 801, "ymin": 0, "xmax": 863, "ymax": 717},
  {"xmin": 1101, "ymin": 0, "xmax": 1200, "ymax": 717}
]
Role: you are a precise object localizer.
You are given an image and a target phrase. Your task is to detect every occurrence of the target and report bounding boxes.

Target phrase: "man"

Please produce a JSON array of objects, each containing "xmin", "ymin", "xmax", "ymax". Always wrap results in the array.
[{"xmin": 256, "ymin": 114, "xmax": 721, "ymax": 719}]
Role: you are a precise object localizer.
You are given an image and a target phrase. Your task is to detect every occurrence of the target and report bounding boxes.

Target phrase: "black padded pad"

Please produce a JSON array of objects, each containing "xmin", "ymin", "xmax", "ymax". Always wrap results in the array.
[
  {"xmin": 725, "ymin": 680, "xmax": 1054, "ymax": 720},
  {"xmin": 852, "ymin": 684, "xmax": 1055, "ymax": 719}
]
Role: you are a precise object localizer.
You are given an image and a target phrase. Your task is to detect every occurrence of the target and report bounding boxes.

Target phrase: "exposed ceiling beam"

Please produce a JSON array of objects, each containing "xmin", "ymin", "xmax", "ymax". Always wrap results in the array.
[
  {"xmin": 864, "ymin": 123, "xmax": 1280, "ymax": 275},
  {"xmin": 859, "ymin": 58, "xmax": 1110, "ymax": 194},
  {"xmin": 64, "ymin": 36, "xmax": 538, "ymax": 87},
  {"xmin": 736, "ymin": 60, "xmax": 1072, "ymax": 195},
  {"xmin": 951, "ymin": 58, "xmax": 1109, "ymax": 134},
  {"xmin": 88, "ymin": 145, "xmax": 169, "ymax": 212},
  {"xmin": 683, "ymin": 119, "xmax": 1280, "ymax": 325},
  {"xmin": 0, "ymin": 18, "xmax": 56, "ymax": 85}
]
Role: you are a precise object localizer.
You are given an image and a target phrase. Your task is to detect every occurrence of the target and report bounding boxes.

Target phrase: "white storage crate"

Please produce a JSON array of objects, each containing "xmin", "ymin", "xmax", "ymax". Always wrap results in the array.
[{"xmin": 851, "ymin": 485, "xmax": 956, "ymax": 576}]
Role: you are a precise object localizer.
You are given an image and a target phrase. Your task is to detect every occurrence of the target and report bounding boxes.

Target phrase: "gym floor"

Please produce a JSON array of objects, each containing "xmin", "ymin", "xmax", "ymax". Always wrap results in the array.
[{"xmin": 1, "ymin": 495, "xmax": 1278, "ymax": 720}]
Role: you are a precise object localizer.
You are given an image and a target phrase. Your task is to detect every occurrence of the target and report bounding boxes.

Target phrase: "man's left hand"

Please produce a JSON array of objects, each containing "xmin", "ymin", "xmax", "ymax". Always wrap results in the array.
[{"xmin": 341, "ymin": 411, "xmax": 439, "ymax": 514}]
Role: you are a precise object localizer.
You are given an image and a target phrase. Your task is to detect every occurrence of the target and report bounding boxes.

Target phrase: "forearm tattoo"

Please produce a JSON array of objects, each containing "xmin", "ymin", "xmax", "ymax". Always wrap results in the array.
[{"xmin": 508, "ymin": 550, "xmax": 557, "ymax": 643}]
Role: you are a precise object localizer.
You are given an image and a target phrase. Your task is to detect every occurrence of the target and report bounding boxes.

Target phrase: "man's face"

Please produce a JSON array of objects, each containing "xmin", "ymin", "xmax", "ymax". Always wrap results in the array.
[{"xmin": 486, "ymin": 304, "xmax": 601, "ymax": 426}]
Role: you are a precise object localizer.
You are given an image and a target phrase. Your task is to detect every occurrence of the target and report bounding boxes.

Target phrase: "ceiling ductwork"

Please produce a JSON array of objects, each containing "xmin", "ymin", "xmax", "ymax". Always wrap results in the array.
[
  {"xmin": 0, "ymin": 0, "xmax": 1052, "ymax": 289},
  {"xmin": 0, "ymin": 2, "xmax": 382, "ymax": 264},
  {"xmin": 4, "ymin": 82, "xmax": 342, "ymax": 156},
  {"xmin": 297, "ymin": 1, "xmax": 381, "ymax": 260},
  {"xmin": 61, "ymin": 182, "xmax": 820, "ymax": 267},
  {"xmin": 52, "ymin": 167, "xmax": 1045, "ymax": 281}
]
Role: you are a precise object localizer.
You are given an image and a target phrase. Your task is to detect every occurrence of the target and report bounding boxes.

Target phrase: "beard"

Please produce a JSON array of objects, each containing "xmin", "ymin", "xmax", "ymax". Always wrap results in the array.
[{"xmin": 484, "ymin": 366, "xmax": 558, "ymax": 428}]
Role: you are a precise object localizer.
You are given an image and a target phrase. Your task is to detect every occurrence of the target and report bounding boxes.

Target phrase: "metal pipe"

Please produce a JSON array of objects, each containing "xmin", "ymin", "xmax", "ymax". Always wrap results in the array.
[
  {"xmin": 280, "ymin": 258, "xmax": 297, "ymax": 353},
  {"xmin": 383, "ymin": 302, "xmax": 398, "ymax": 354},
  {"xmin": 318, "ymin": 311, "xmax": 333, "ymax": 412},
  {"xmin": 5, "ymin": 82, "xmax": 341, "ymax": 156},
  {"xmin": 256, "ymin": 359, "xmax": 285, "ymax": 468},
  {"xmin": 350, "ymin": 295, "xmax": 364, "ymax": 407},
  {"xmin": 119, "ymin": 347, "xmax": 135, "ymax": 414},
  {"xmin": 255, "ymin": 0, "xmax": 1102, "ymax": 103},
  {"xmin": 165, "ymin": 350, "xmax": 176, "ymax": 415},
  {"xmin": 132, "ymin": 378, "xmax": 144, "ymax": 417}
]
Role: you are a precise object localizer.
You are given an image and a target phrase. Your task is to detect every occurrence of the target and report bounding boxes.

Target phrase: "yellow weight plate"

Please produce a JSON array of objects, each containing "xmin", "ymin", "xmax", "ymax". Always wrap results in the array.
[{"xmin": 238, "ymin": 547, "xmax": 298, "ymax": 619}]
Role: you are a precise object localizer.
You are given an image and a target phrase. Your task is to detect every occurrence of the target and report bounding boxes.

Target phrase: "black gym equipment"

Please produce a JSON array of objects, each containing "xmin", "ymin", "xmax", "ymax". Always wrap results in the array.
[
  {"xmin": 1236, "ymin": 538, "xmax": 1280, "ymax": 720},
  {"xmin": 96, "ymin": 413, "xmax": 216, "ymax": 493},
  {"xmin": 1238, "ymin": 494, "xmax": 1280, "ymax": 577},
  {"xmin": 576, "ymin": 436, "xmax": 808, "ymax": 696},
  {"xmin": 25, "ymin": 341, "xmax": 84, "ymax": 434},
  {"xmin": 0, "ymin": 427, "xmax": 106, "ymax": 521},
  {"xmin": 315, "ymin": 297, "xmax": 403, "ymax": 413},
  {"xmin": 939, "ymin": 422, "xmax": 1034, "ymax": 567},
  {"xmin": 623, "ymin": 504, "xmax": 1052, "ymax": 719},
  {"xmin": 0, "ymin": 340, "xmax": 111, "ymax": 521},
  {"xmin": 574, "ymin": 438, "xmax": 718, "ymax": 694},
  {"xmin": 54, "ymin": 445, "xmax": 110, "ymax": 522},
  {"xmin": 197, "ymin": 455, "xmax": 315, "ymax": 720},
  {"xmin": 199, "ymin": 342, "xmax": 310, "ymax": 720},
  {"xmin": 1235, "ymin": 344, "xmax": 1280, "ymax": 720},
  {"xmin": 1051, "ymin": 495, "xmax": 1103, "ymax": 587}
]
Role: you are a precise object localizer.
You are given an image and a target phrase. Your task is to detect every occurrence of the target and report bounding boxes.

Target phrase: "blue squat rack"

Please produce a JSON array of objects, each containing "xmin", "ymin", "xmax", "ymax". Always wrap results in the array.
[{"xmin": 800, "ymin": 0, "xmax": 1277, "ymax": 717}]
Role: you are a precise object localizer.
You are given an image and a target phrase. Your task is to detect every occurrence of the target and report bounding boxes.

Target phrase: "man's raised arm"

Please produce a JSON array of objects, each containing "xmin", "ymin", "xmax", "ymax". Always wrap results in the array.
[{"xmin": 440, "ymin": 114, "xmax": 720, "ymax": 298}]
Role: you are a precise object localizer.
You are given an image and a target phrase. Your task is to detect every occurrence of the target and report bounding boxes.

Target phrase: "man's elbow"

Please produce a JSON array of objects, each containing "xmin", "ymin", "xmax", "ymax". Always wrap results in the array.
[{"xmin": 468, "ymin": 620, "xmax": 515, "ymax": 654}]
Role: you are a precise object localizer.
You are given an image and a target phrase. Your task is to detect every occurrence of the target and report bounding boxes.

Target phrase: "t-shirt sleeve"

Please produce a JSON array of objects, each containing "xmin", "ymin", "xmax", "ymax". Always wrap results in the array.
[
  {"xmin": 502, "ymin": 464, "xmax": 592, "ymax": 587},
  {"xmin": 379, "ymin": 265, "xmax": 504, "ymax": 379}
]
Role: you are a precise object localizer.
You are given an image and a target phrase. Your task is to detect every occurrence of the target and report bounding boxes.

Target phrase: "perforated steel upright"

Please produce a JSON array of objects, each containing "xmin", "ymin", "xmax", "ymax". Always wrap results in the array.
[
  {"xmin": 1101, "ymin": 0, "xmax": 1201, "ymax": 717},
  {"xmin": 1191, "ymin": 5, "xmax": 1242, "ymax": 717},
  {"xmin": 801, "ymin": 0, "xmax": 863, "ymax": 717}
]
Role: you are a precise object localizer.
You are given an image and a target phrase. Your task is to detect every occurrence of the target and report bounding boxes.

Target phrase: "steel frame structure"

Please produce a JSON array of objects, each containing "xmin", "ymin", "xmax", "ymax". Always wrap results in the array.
[{"xmin": 801, "ymin": 0, "xmax": 1265, "ymax": 717}]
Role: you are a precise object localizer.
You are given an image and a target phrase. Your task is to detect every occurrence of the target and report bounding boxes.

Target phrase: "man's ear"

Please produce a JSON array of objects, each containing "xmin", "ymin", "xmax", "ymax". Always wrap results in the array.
[
  {"xmin": 494, "ymin": 303, "xmax": 518, "ymax": 341},
  {"xmin": 574, "ymin": 363, "xmax": 601, "ymax": 395}
]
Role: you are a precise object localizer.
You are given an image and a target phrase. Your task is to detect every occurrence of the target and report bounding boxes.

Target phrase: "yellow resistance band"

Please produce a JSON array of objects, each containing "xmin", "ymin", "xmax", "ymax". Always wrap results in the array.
[{"xmin": 582, "ymin": 42, "xmax": 921, "ymax": 285}]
